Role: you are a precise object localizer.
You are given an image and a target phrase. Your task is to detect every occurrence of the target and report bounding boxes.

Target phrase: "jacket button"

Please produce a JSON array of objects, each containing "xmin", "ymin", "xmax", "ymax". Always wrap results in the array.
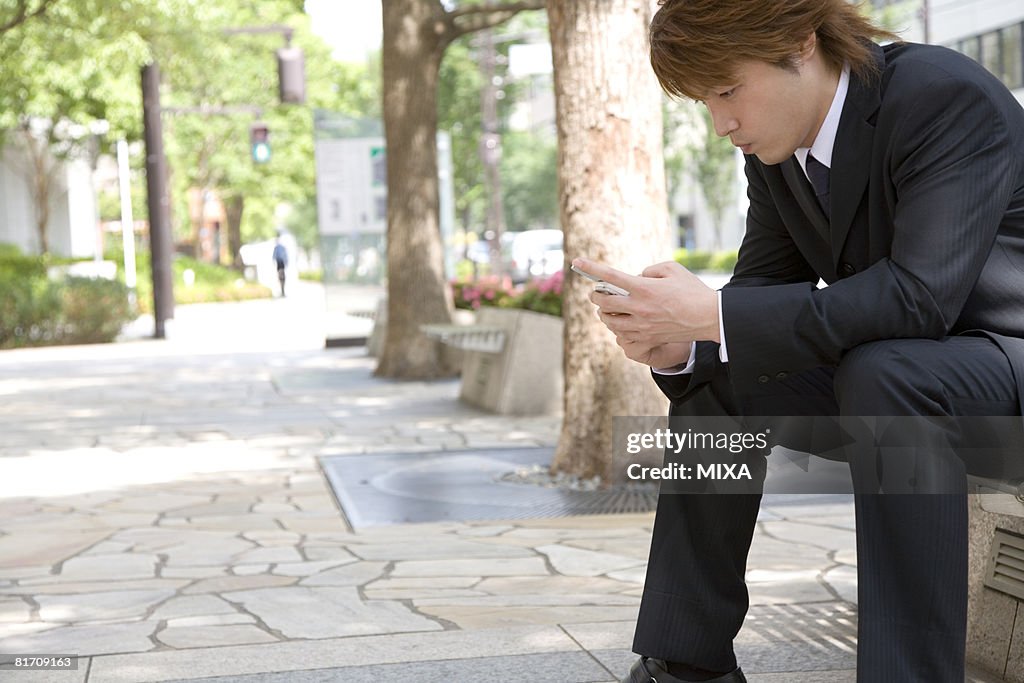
[
  {"xmin": 775, "ymin": 371, "xmax": 789, "ymax": 380},
  {"xmin": 757, "ymin": 374, "xmax": 770, "ymax": 384},
  {"xmin": 840, "ymin": 263, "xmax": 856, "ymax": 276}
]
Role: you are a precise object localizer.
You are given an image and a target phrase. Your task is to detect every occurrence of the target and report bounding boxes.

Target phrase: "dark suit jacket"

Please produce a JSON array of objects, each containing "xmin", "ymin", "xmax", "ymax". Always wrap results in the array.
[{"xmin": 656, "ymin": 42, "xmax": 1024, "ymax": 413}]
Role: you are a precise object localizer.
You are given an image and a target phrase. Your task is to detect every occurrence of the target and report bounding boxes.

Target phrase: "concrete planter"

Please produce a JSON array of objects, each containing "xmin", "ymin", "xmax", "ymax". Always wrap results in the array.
[
  {"xmin": 458, "ymin": 307, "xmax": 563, "ymax": 415},
  {"xmin": 366, "ymin": 299, "xmax": 389, "ymax": 357},
  {"xmin": 967, "ymin": 494, "xmax": 1024, "ymax": 681},
  {"xmin": 368, "ymin": 302, "xmax": 476, "ymax": 366}
]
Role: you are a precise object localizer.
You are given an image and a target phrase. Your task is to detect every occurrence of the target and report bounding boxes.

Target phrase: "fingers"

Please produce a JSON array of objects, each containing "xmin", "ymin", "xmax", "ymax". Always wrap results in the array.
[
  {"xmin": 571, "ymin": 258, "xmax": 641, "ymax": 290},
  {"xmin": 641, "ymin": 260, "xmax": 685, "ymax": 278},
  {"xmin": 589, "ymin": 289, "xmax": 630, "ymax": 313},
  {"xmin": 598, "ymin": 309, "xmax": 647, "ymax": 340},
  {"xmin": 615, "ymin": 336, "xmax": 647, "ymax": 362}
]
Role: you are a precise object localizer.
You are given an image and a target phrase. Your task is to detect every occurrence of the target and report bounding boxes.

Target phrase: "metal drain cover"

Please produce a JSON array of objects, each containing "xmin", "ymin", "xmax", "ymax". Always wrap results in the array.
[{"xmin": 319, "ymin": 447, "xmax": 658, "ymax": 528}]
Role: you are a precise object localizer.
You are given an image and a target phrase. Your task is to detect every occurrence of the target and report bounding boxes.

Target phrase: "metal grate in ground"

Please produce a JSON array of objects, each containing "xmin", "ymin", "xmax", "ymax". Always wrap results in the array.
[{"xmin": 319, "ymin": 447, "xmax": 658, "ymax": 528}]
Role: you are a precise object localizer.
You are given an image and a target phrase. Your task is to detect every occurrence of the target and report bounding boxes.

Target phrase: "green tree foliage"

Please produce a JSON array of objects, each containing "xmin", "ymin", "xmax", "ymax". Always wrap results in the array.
[
  {"xmin": 159, "ymin": 1, "xmax": 343, "ymax": 261},
  {"xmin": 0, "ymin": 0, "xmax": 58, "ymax": 36},
  {"xmin": 0, "ymin": 0, "xmax": 211, "ymax": 141},
  {"xmin": 439, "ymin": 37, "xmax": 486, "ymax": 236},
  {"xmin": 0, "ymin": 0, "xmax": 373, "ymax": 262},
  {"xmin": 501, "ymin": 130, "xmax": 557, "ymax": 231},
  {"xmin": 0, "ymin": 0, "xmax": 213, "ymax": 252},
  {"xmin": 662, "ymin": 97, "xmax": 736, "ymax": 251},
  {"xmin": 438, "ymin": 10, "xmax": 551, "ymax": 239},
  {"xmin": 694, "ymin": 106, "xmax": 736, "ymax": 250}
]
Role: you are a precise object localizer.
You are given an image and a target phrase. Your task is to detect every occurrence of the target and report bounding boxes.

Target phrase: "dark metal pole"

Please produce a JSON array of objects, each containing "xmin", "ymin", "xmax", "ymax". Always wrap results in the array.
[{"xmin": 141, "ymin": 62, "xmax": 175, "ymax": 338}]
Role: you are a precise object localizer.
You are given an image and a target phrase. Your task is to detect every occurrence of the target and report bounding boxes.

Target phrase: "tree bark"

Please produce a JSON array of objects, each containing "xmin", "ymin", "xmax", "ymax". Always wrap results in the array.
[
  {"xmin": 224, "ymin": 194, "xmax": 244, "ymax": 269},
  {"xmin": 377, "ymin": 0, "xmax": 455, "ymax": 379},
  {"xmin": 479, "ymin": 27, "xmax": 507, "ymax": 276},
  {"xmin": 376, "ymin": 0, "xmax": 543, "ymax": 379},
  {"xmin": 547, "ymin": 0, "xmax": 672, "ymax": 482}
]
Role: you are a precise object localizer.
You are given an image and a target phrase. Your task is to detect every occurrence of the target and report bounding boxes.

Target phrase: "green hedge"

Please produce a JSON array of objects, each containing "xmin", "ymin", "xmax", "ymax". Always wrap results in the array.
[
  {"xmin": 0, "ymin": 244, "xmax": 47, "ymax": 280},
  {"xmin": 0, "ymin": 271, "xmax": 136, "ymax": 349},
  {"xmin": 60, "ymin": 276, "xmax": 136, "ymax": 344},
  {"xmin": 674, "ymin": 248, "xmax": 738, "ymax": 273},
  {"xmin": 110, "ymin": 249, "xmax": 272, "ymax": 313}
]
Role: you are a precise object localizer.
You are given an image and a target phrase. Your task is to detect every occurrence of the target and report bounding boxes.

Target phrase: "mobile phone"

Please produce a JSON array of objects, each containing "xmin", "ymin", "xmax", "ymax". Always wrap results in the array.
[{"xmin": 570, "ymin": 264, "xmax": 630, "ymax": 296}]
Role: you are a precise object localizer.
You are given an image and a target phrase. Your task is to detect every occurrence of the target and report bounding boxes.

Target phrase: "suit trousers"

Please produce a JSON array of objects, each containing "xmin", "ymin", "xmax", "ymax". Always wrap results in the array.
[{"xmin": 632, "ymin": 336, "xmax": 1020, "ymax": 683}]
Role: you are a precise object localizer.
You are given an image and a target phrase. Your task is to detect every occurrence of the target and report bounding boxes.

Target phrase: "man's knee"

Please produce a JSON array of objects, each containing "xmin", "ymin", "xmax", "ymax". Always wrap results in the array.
[{"xmin": 834, "ymin": 339, "xmax": 942, "ymax": 415}]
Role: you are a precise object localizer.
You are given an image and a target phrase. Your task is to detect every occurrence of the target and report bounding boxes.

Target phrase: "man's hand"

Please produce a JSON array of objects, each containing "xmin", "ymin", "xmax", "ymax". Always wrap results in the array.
[
  {"xmin": 616, "ymin": 338, "xmax": 694, "ymax": 369},
  {"xmin": 573, "ymin": 258, "xmax": 720, "ymax": 365}
]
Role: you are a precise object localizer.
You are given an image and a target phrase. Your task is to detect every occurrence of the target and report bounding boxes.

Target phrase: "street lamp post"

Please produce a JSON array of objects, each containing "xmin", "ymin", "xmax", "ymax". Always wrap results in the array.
[{"xmin": 141, "ymin": 62, "xmax": 175, "ymax": 339}]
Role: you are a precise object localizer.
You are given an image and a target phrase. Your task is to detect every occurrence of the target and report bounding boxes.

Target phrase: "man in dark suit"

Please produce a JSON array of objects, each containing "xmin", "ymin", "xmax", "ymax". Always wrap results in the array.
[{"xmin": 575, "ymin": 1, "xmax": 1024, "ymax": 681}]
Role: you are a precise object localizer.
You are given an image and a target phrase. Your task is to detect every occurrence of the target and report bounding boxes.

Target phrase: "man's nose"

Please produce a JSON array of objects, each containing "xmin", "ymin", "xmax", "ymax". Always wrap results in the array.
[{"xmin": 707, "ymin": 105, "xmax": 737, "ymax": 138}]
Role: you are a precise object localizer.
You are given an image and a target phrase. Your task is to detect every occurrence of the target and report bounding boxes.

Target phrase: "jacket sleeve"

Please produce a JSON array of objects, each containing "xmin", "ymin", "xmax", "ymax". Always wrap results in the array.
[
  {"xmin": 722, "ymin": 73, "xmax": 1020, "ymax": 392},
  {"xmin": 652, "ymin": 158, "xmax": 820, "ymax": 404}
]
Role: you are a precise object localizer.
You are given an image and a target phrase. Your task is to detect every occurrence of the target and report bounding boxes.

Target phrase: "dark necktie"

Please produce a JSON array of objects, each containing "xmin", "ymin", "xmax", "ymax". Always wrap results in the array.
[{"xmin": 806, "ymin": 153, "xmax": 831, "ymax": 221}]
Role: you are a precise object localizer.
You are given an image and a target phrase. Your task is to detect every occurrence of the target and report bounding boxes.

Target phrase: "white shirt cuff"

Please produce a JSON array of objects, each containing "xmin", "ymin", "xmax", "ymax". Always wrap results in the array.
[
  {"xmin": 652, "ymin": 342, "xmax": 697, "ymax": 375},
  {"xmin": 718, "ymin": 289, "xmax": 728, "ymax": 363}
]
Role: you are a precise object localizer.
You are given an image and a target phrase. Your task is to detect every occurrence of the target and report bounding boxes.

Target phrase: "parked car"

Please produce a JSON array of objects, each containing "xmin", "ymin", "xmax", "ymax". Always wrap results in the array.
[
  {"xmin": 466, "ymin": 233, "xmax": 514, "ymax": 267},
  {"xmin": 508, "ymin": 229, "xmax": 563, "ymax": 282}
]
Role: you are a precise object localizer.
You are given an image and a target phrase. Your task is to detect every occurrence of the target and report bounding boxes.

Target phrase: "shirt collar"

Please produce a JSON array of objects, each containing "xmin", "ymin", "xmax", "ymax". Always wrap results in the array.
[{"xmin": 795, "ymin": 64, "xmax": 850, "ymax": 176}]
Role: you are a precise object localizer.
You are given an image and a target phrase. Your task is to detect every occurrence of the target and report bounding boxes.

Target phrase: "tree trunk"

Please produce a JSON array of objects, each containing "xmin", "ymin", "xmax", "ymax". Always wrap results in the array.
[
  {"xmin": 376, "ymin": 0, "xmax": 458, "ymax": 379},
  {"xmin": 224, "ymin": 194, "xmax": 244, "ymax": 270},
  {"xmin": 375, "ymin": 0, "xmax": 545, "ymax": 379},
  {"xmin": 547, "ymin": 0, "xmax": 672, "ymax": 482},
  {"xmin": 32, "ymin": 162, "xmax": 51, "ymax": 255},
  {"xmin": 19, "ymin": 126, "xmax": 53, "ymax": 254},
  {"xmin": 479, "ymin": 27, "xmax": 507, "ymax": 276}
]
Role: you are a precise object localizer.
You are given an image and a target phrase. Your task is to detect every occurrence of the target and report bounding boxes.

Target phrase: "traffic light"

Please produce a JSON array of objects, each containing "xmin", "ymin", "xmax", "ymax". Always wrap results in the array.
[
  {"xmin": 277, "ymin": 47, "xmax": 306, "ymax": 104},
  {"xmin": 250, "ymin": 122, "xmax": 271, "ymax": 164}
]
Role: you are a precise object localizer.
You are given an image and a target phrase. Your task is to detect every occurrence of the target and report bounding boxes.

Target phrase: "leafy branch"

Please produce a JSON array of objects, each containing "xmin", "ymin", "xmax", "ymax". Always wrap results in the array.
[
  {"xmin": 441, "ymin": 0, "xmax": 546, "ymax": 43},
  {"xmin": 0, "ymin": 0, "xmax": 58, "ymax": 35}
]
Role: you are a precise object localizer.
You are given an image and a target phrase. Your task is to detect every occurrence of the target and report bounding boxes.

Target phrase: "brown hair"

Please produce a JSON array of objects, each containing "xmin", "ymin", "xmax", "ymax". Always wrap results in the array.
[{"xmin": 650, "ymin": 0, "xmax": 902, "ymax": 100}]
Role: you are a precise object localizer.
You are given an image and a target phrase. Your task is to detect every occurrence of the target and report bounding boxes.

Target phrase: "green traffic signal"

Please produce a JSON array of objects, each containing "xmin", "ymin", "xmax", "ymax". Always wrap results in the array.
[
  {"xmin": 250, "ymin": 123, "xmax": 271, "ymax": 163},
  {"xmin": 252, "ymin": 141, "xmax": 271, "ymax": 163}
]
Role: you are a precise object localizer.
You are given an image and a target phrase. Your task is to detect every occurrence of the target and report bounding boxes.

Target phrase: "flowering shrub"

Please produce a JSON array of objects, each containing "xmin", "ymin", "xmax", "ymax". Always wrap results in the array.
[
  {"xmin": 451, "ymin": 270, "xmax": 563, "ymax": 317},
  {"xmin": 502, "ymin": 269, "xmax": 563, "ymax": 317},
  {"xmin": 451, "ymin": 275, "xmax": 520, "ymax": 310}
]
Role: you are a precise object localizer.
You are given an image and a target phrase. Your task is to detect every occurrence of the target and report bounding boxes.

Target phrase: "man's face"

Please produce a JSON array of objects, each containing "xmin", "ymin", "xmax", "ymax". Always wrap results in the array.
[{"xmin": 701, "ymin": 58, "xmax": 832, "ymax": 165}]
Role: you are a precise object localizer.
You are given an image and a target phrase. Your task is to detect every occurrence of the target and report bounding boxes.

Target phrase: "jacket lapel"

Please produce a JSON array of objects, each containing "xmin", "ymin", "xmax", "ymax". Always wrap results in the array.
[{"xmin": 829, "ymin": 45, "xmax": 884, "ymax": 266}]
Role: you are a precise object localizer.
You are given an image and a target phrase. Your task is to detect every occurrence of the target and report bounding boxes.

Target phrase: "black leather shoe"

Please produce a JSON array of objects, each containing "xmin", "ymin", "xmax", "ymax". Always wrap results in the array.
[{"xmin": 622, "ymin": 656, "xmax": 747, "ymax": 683}]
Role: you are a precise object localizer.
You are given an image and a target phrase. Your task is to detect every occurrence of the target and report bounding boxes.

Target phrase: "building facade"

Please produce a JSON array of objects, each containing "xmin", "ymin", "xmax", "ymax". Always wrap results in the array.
[
  {"xmin": 0, "ymin": 136, "xmax": 100, "ymax": 258},
  {"xmin": 874, "ymin": 0, "xmax": 1024, "ymax": 101}
]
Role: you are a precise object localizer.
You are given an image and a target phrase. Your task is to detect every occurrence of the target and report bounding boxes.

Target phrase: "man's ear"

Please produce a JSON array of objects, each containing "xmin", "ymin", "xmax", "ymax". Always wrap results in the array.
[{"xmin": 798, "ymin": 31, "xmax": 818, "ymax": 62}]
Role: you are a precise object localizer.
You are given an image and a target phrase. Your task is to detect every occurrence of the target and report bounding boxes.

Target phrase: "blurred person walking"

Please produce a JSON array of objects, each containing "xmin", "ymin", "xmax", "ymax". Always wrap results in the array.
[{"xmin": 272, "ymin": 236, "xmax": 289, "ymax": 297}]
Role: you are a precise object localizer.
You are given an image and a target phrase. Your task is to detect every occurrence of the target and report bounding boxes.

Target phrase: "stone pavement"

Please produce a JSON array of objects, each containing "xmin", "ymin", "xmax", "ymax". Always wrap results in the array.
[{"xmin": 0, "ymin": 284, "xmax": 1003, "ymax": 682}]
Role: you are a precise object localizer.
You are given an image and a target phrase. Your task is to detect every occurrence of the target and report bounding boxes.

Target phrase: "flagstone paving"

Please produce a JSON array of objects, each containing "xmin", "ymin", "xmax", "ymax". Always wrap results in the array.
[{"xmin": 0, "ymin": 289, "xmax": 1004, "ymax": 682}]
